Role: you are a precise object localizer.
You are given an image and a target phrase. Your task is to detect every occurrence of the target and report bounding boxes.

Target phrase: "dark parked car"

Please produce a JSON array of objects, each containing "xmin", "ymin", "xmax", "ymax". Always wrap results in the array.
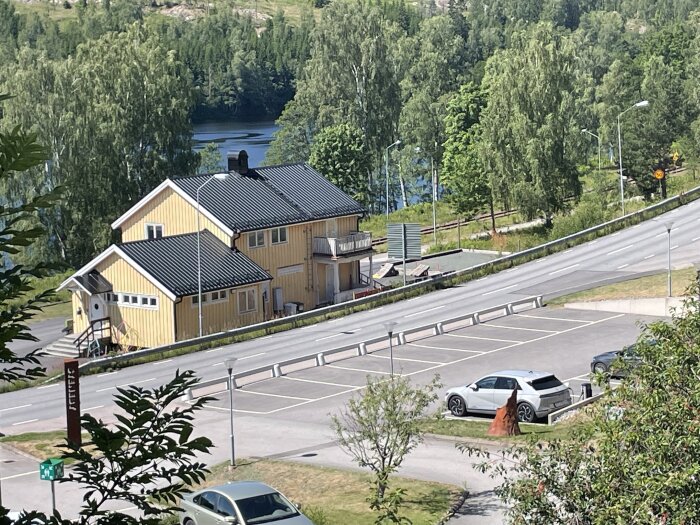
[{"xmin": 590, "ymin": 345, "xmax": 642, "ymax": 378}]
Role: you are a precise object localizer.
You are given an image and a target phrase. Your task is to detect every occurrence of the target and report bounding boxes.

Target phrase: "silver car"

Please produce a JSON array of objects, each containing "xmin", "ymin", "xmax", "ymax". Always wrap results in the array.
[
  {"xmin": 179, "ymin": 481, "xmax": 314, "ymax": 525},
  {"xmin": 445, "ymin": 369, "xmax": 572, "ymax": 422}
]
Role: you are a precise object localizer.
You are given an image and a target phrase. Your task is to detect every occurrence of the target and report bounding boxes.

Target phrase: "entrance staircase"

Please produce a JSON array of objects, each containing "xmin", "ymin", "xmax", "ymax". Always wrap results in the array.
[{"xmin": 44, "ymin": 334, "xmax": 87, "ymax": 358}]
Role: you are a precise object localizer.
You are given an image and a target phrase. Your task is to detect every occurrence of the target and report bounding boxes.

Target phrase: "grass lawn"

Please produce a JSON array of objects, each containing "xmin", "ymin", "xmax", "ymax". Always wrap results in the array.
[
  {"xmin": 418, "ymin": 416, "xmax": 582, "ymax": 443},
  {"xmin": 548, "ymin": 267, "xmax": 698, "ymax": 305},
  {"xmin": 0, "ymin": 430, "xmax": 91, "ymax": 464}
]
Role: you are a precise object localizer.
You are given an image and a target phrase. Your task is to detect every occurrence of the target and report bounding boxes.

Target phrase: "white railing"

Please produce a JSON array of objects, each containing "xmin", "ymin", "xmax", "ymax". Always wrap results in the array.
[{"xmin": 313, "ymin": 232, "xmax": 372, "ymax": 257}]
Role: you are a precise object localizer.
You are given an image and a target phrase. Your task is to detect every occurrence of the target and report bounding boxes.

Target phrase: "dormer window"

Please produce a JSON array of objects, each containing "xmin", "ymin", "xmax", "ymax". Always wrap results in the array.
[{"xmin": 145, "ymin": 223, "xmax": 164, "ymax": 240}]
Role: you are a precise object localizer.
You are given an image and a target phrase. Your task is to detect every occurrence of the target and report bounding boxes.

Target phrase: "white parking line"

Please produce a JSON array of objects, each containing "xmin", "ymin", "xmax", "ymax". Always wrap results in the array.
[
  {"xmin": 12, "ymin": 419, "xmax": 38, "ymax": 426},
  {"xmin": 671, "ymin": 245, "xmax": 679, "ymax": 250},
  {"xmin": 327, "ymin": 364, "xmax": 392, "ymax": 375},
  {"xmin": 484, "ymin": 324, "xmax": 556, "ymax": 333},
  {"xmin": 37, "ymin": 384, "xmax": 59, "ymax": 390},
  {"xmin": 0, "ymin": 404, "xmax": 31, "ymax": 413},
  {"xmin": 299, "ymin": 324, "xmax": 317, "ymax": 330},
  {"xmin": 548, "ymin": 264, "xmax": 579, "ymax": 276},
  {"xmin": 404, "ymin": 305, "xmax": 446, "ymax": 318},
  {"xmin": 81, "ymin": 405, "xmax": 104, "ymax": 412},
  {"xmin": 206, "ymin": 347, "xmax": 223, "ymax": 353},
  {"xmin": 693, "ymin": 237, "xmax": 700, "ymax": 242},
  {"xmin": 96, "ymin": 377, "xmax": 155, "ymax": 392},
  {"xmin": 644, "ymin": 254, "xmax": 655, "ymax": 260},
  {"xmin": 239, "ymin": 390, "xmax": 312, "ymax": 401},
  {"xmin": 1, "ymin": 471, "xmax": 35, "ymax": 481},
  {"xmin": 211, "ymin": 361, "xmax": 223, "ymax": 367},
  {"xmin": 408, "ymin": 343, "xmax": 484, "ymax": 353},
  {"xmin": 514, "ymin": 314, "xmax": 588, "ymax": 323},
  {"xmin": 617, "ymin": 264, "xmax": 629, "ymax": 269},
  {"xmin": 444, "ymin": 333, "xmax": 520, "ymax": 343},
  {"xmin": 98, "ymin": 371, "xmax": 117, "ymax": 378},
  {"xmin": 152, "ymin": 359, "xmax": 173, "ymax": 365},
  {"xmin": 283, "ymin": 376, "xmax": 358, "ymax": 388},
  {"xmin": 607, "ymin": 244, "xmax": 634, "ymax": 256},
  {"xmin": 239, "ymin": 352, "xmax": 266, "ymax": 361},
  {"xmin": 482, "ymin": 284, "xmax": 517, "ymax": 296},
  {"xmin": 369, "ymin": 354, "xmax": 443, "ymax": 365}
]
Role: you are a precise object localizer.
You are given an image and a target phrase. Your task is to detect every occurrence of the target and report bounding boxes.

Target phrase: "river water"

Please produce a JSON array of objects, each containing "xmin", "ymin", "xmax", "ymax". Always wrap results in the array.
[{"xmin": 192, "ymin": 119, "xmax": 278, "ymax": 169}]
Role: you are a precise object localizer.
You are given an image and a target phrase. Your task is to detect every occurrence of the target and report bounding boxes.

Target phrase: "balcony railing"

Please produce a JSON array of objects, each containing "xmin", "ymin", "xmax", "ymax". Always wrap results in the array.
[{"xmin": 313, "ymin": 232, "xmax": 372, "ymax": 257}]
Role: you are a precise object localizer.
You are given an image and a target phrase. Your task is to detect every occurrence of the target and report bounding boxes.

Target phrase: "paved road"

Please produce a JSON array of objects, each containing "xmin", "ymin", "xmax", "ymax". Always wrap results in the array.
[
  {"xmin": 2, "ymin": 200, "xmax": 698, "ymax": 427},
  {"xmin": 2, "ymin": 318, "xmax": 67, "ymax": 380},
  {"xmin": 2, "ymin": 306, "xmax": 654, "ymax": 522}
]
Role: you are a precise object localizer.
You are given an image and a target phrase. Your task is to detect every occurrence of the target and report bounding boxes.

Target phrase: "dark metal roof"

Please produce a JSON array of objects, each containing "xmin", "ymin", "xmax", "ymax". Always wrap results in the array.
[
  {"xmin": 119, "ymin": 231, "xmax": 271, "ymax": 297},
  {"xmin": 171, "ymin": 163, "xmax": 365, "ymax": 232},
  {"xmin": 74, "ymin": 271, "xmax": 112, "ymax": 294}
]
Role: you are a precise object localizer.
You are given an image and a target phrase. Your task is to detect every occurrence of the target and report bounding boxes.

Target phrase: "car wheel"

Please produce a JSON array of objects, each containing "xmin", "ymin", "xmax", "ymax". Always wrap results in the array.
[
  {"xmin": 448, "ymin": 395, "xmax": 467, "ymax": 417},
  {"xmin": 184, "ymin": 519, "xmax": 194, "ymax": 525},
  {"xmin": 593, "ymin": 362, "xmax": 608, "ymax": 374},
  {"xmin": 517, "ymin": 402, "xmax": 536, "ymax": 423}
]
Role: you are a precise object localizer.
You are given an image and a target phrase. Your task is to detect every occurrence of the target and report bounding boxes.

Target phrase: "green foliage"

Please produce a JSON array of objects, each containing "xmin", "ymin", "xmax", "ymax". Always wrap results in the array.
[
  {"xmin": 0, "ymin": 94, "xmax": 60, "ymax": 384},
  {"xmin": 461, "ymin": 292, "xmax": 700, "ymax": 523},
  {"xmin": 479, "ymin": 23, "xmax": 582, "ymax": 222},
  {"xmin": 198, "ymin": 142, "xmax": 224, "ymax": 174},
  {"xmin": 368, "ymin": 484, "xmax": 412, "ymax": 525},
  {"xmin": 331, "ymin": 375, "xmax": 441, "ymax": 505},
  {"xmin": 301, "ymin": 506, "xmax": 331, "ymax": 525},
  {"xmin": 441, "ymin": 83, "xmax": 491, "ymax": 219},
  {"xmin": 309, "ymin": 123, "xmax": 372, "ymax": 206}
]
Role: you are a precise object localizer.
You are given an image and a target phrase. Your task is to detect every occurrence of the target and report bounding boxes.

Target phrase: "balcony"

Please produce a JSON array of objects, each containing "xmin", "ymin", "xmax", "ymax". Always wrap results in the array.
[{"xmin": 313, "ymin": 232, "xmax": 372, "ymax": 258}]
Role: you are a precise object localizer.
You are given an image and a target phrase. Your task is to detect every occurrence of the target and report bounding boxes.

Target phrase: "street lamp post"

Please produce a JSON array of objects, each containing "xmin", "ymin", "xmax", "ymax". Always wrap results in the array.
[
  {"xmin": 383, "ymin": 321, "xmax": 398, "ymax": 377},
  {"xmin": 197, "ymin": 172, "xmax": 229, "ymax": 338},
  {"xmin": 225, "ymin": 357, "xmax": 238, "ymax": 468},
  {"xmin": 664, "ymin": 221, "xmax": 674, "ymax": 298},
  {"xmin": 617, "ymin": 100, "xmax": 649, "ymax": 216},
  {"xmin": 581, "ymin": 128, "xmax": 601, "ymax": 177},
  {"xmin": 385, "ymin": 140, "xmax": 401, "ymax": 218}
]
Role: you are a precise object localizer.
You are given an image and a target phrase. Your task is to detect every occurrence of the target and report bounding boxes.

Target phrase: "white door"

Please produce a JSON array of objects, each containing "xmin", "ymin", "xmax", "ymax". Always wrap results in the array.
[{"xmin": 89, "ymin": 294, "xmax": 106, "ymax": 322}]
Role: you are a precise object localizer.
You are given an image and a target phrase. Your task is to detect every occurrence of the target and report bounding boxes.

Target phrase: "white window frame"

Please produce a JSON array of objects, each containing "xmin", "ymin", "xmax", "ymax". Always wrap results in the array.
[
  {"xmin": 271, "ymin": 227, "xmax": 288, "ymax": 245},
  {"xmin": 248, "ymin": 231, "xmax": 265, "ymax": 249},
  {"xmin": 114, "ymin": 292, "xmax": 159, "ymax": 309},
  {"xmin": 145, "ymin": 223, "xmax": 164, "ymax": 240},
  {"xmin": 210, "ymin": 290, "xmax": 229, "ymax": 304},
  {"xmin": 237, "ymin": 288, "xmax": 257, "ymax": 314}
]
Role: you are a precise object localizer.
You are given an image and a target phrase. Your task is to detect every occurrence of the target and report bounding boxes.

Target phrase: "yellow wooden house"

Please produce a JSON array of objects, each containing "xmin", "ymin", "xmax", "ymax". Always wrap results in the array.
[{"xmin": 59, "ymin": 151, "xmax": 376, "ymax": 353}]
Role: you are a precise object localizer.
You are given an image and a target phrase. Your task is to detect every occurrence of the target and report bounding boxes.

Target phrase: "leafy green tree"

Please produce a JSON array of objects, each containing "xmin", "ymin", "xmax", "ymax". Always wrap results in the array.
[
  {"xmin": 441, "ymin": 83, "xmax": 496, "ymax": 229},
  {"xmin": 7, "ymin": 370, "xmax": 214, "ymax": 525},
  {"xmin": 198, "ymin": 142, "xmax": 223, "ymax": 174},
  {"xmin": 331, "ymin": 375, "xmax": 441, "ymax": 503},
  {"xmin": 0, "ymin": 93, "xmax": 59, "ymax": 385},
  {"xmin": 309, "ymin": 123, "xmax": 372, "ymax": 206},
  {"xmin": 461, "ymin": 291, "xmax": 700, "ymax": 523},
  {"xmin": 479, "ymin": 23, "xmax": 582, "ymax": 223}
]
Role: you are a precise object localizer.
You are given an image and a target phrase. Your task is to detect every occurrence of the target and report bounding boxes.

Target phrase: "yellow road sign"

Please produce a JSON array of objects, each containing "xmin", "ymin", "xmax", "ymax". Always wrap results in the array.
[{"xmin": 654, "ymin": 169, "xmax": 665, "ymax": 180}]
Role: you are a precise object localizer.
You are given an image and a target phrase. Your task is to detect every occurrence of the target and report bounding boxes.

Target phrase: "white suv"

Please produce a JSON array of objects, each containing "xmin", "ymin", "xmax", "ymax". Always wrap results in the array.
[{"xmin": 445, "ymin": 369, "xmax": 572, "ymax": 422}]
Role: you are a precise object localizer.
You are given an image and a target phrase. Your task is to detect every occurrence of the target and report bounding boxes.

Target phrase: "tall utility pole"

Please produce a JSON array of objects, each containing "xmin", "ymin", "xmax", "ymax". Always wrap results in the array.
[{"xmin": 617, "ymin": 100, "xmax": 650, "ymax": 215}]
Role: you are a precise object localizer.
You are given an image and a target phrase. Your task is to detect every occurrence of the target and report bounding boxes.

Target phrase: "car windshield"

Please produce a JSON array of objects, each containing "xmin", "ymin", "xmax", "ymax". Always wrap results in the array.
[
  {"xmin": 528, "ymin": 375, "xmax": 563, "ymax": 391},
  {"xmin": 235, "ymin": 492, "xmax": 299, "ymax": 523}
]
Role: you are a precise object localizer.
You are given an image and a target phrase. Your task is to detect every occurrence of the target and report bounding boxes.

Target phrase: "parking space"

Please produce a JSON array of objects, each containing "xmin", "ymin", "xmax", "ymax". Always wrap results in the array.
[{"xmin": 201, "ymin": 307, "xmax": 656, "ymax": 417}]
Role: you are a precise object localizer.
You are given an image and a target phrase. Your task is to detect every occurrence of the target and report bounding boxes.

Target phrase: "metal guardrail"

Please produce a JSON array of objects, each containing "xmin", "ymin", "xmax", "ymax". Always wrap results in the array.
[
  {"xmin": 80, "ymin": 184, "xmax": 700, "ymax": 373},
  {"xmin": 548, "ymin": 392, "xmax": 604, "ymax": 425},
  {"xmin": 182, "ymin": 296, "xmax": 543, "ymax": 400}
]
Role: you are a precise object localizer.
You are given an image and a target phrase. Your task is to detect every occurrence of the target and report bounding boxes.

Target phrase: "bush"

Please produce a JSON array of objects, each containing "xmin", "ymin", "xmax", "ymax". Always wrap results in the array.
[{"xmin": 302, "ymin": 506, "xmax": 331, "ymax": 525}]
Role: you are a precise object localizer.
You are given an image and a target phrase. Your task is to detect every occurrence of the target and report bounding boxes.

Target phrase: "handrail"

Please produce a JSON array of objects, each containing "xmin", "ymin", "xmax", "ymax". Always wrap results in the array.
[{"xmin": 74, "ymin": 316, "xmax": 111, "ymax": 356}]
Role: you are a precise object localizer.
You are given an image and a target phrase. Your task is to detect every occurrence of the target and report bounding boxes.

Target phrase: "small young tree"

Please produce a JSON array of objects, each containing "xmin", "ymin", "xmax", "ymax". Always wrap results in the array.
[
  {"xmin": 331, "ymin": 375, "xmax": 441, "ymax": 506},
  {"xmin": 197, "ymin": 142, "xmax": 223, "ymax": 174}
]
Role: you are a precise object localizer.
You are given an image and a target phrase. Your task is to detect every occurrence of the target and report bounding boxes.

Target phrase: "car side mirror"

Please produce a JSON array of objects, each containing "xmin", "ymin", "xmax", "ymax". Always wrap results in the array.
[
  {"xmin": 469, "ymin": 384, "xmax": 478, "ymax": 391},
  {"xmin": 224, "ymin": 517, "xmax": 238, "ymax": 524}
]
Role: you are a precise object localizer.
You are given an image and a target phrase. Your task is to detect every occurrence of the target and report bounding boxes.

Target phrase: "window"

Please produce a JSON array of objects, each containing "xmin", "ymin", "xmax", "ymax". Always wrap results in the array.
[
  {"xmin": 475, "ymin": 377, "xmax": 497, "ymax": 389},
  {"xmin": 271, "ymin": 227, "xmax": 287, "ymax": 244},
  {"xmin": 191, "ymin": 294, "xmax": 209, "ymax": 306},
  {"xmin": 216, "ymin": 496, "xmax": 236, "ymax": 517},
  {"xmin": 494, "ymin": 377, "xmax": 519, "ymax": 390},
  {"xmin": 114, "ymin": 293, "xmax": 158, "ymax": 309},
  {"xmin": 238, "ymin": 288, "xmax": 257, "ymax": 313},
  {"xmin": 145, "ymin": 224, "xmax": 164, "ymax": 240},
  {"xmin": 210, "ymin": 290, "xmax": 228, "ymax": 303},
  {"xmin": 194, "ymin": 491, "xmax": 217, "ymax": 511},
  {"xmin": 529, "ymin": 376, "xmax": 564, "ymax": 391},
  {"xmin": 248, "ymin": 231, "xmax": 265, "ymax": 248}
]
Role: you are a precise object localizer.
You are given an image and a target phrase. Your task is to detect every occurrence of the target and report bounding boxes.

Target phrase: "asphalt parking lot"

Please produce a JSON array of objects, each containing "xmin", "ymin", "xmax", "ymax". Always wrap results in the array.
[{"xmin": 202, "ymin": 306, "xmax": 658, "ymax": 420}]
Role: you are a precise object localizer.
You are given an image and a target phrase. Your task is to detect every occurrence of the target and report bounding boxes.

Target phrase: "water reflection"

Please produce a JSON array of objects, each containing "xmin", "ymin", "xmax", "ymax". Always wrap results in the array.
[{"xmin": 192, "ymin": 119, "xmax": 279, "ymax": 168}]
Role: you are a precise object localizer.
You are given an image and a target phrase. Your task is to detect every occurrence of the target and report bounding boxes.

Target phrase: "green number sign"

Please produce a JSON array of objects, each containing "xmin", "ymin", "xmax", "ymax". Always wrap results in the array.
[{"xmin": 39, "ymin": 458, "xmax": 64, "ymax": 481}]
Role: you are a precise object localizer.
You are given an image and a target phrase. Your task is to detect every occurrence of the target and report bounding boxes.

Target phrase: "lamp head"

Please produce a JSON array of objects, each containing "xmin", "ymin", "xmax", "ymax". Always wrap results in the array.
[
  {"xmin": 635, "ymin": 100, "xmax": 650, "ymax": 108},
  {"xmin": 383, "ymin": 321, "xmax": 398, "ymax": 334},
  {"xmin": 581, "ymin": 128, "xmax": 588, "ymax": 133},
  {"xmin": 225, "ymin": 357, "xmax": 238, "ymax": 372},
  {"xmin": 394, "ymin": 139, "xmax": 402, "ymax": 147},
  {"xmin": 664, "ymin": 221, "xmax": 674, "ymax": 232},
  {"xmin": 213, "ymin": 172, "xmax": 229, "ymax": 181}
]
